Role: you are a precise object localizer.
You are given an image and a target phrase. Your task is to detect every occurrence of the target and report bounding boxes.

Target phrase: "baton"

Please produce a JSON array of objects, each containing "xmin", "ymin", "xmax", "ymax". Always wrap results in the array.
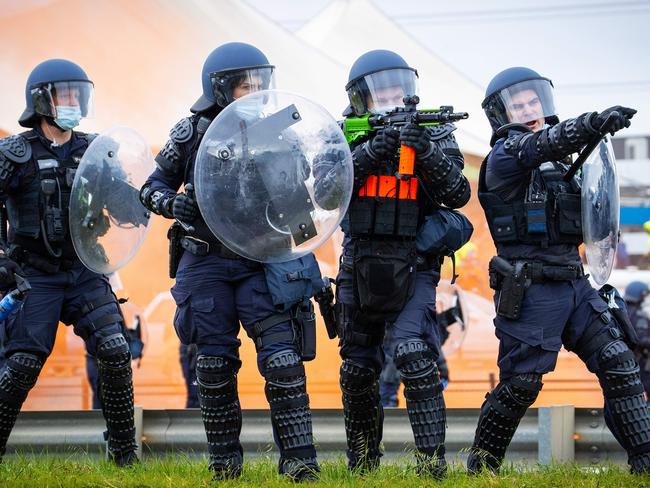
[{"xmin": 563, "ymin": 111, "xmax": 619, "ymax": 182}]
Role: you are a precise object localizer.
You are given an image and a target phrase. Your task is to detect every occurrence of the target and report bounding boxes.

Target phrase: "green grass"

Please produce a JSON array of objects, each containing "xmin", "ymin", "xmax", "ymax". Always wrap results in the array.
[{"xmin": 0, "ymin": 454, "xmax": 648, "ymax": 487}]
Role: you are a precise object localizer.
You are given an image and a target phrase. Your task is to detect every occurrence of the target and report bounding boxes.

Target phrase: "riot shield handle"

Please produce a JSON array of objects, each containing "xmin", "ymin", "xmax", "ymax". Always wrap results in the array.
[{"xmin": 563, "ymin": 111, "xmax": 619, "ymax": 182}]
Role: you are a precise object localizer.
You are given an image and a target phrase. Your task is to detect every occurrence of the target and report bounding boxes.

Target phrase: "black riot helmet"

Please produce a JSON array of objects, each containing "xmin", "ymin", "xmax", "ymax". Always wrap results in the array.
[
  {"xmin": 19, "ymin": 58, "xmax": 95, "ymax": 128},
  {"xmin": 191, "ymin": 42, "xmax": 275, "ymax": 113},
  {"xmin": 482, "ymin": 67, "xmax": 558, "ymax": 142},
  {"xmin": 345, "ymin": 50, "xmax": 419, "ymax": 116}
]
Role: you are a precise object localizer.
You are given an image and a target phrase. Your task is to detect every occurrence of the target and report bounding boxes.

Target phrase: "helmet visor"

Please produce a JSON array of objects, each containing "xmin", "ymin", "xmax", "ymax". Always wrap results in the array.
[
  {"xmin": 31, "ymin": 80, "xmax": 95, "ymax": 119},
  {"xmin": 494, "ymin": 78, "xmax": 556, "ymax": 127},
  {"xmin": 347, "ymin": 68, "xmax": 418, "ymax": 115},
  {"xmin": 210, "ymin": 67, "xmax": 275, "ymax": 106}
]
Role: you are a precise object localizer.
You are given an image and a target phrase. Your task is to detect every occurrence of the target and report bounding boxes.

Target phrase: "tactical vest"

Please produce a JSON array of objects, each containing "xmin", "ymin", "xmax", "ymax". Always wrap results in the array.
[
  {"xmin": 348, "ymin": 148, "xmax": 420, "ymax": 239},
  {"xmin": 478, "ymin": 155, "xmax": 583, "ymax": 247},
  {"xmin": 5, "ymin": 130, "xmax": 92, "ymax": 255}
]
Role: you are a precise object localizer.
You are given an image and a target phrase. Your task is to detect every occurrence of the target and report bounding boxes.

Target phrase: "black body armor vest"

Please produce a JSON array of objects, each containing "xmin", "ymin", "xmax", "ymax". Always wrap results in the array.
[
  {"xmin": 478, "ymin": 157, "xmax": 583, "ymax": 248},
  {"xmin": 5, "ymin": 130, "xmax": 93, "ymax": 259}
]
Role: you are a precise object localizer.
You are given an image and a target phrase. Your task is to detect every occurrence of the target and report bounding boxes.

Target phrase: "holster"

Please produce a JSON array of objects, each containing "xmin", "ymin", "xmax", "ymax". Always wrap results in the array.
[
  {"xmin": 313, "ymin": 277, "xmax": 338, "ymax": 339},
  {"xmin": 293, "ymin": 300, "xmax": 317, "ymax": 361},
  {"xmin": 167, "ymin": 222, "xmax": 185, "ymax": 279},
  {"xmin": 489, "ymin": 256, "xmax": 528, "ymax": 320}
]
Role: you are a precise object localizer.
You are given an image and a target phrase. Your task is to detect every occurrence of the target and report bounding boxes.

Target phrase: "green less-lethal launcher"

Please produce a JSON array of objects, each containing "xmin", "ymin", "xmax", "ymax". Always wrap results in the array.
[{"xmin": 343, "ymin": 96, "xmax": 469, "ymax": 144}]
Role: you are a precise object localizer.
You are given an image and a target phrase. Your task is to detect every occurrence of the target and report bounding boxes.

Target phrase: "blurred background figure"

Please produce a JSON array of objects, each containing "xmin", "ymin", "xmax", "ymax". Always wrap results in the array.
[
  {"xmin": 625, "ymin": 281, "xmax": 650, "ymax": 401},
  {"xmin": 179, "ymin": 343, "xmax": 199, "ymax": 408}
]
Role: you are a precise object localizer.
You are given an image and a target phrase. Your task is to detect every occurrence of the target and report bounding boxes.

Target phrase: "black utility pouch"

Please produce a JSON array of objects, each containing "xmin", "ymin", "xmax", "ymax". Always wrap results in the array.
[
  {"xmin": 396, "ymin": 199, "xmax": 419, "ymax": 237},
  {"xmin": 373, "ymin": 197, "xmax": 396, "ymax": 235},
  {"xmin": 557, "ymin": 192, "xmax": 582, "ymax": 237},
  {"xmin": 353, "ymin": 239, "xmax": 417, "ymax": 319},
  {"xmin": 293, "ymin": 300, "xmax": 317, "ymax": 361},
  {"xmin": 349, "ymin": 197, "xmax": 375, "ymax": 236}
]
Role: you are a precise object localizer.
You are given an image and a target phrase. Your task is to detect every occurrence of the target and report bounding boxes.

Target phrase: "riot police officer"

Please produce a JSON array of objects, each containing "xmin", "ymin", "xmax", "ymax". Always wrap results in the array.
[
  {"xmin": 139, "ymin": 42, "xmax": 320, "ymax": 481},
  {"xmin": 468, "ymin": 66, "xmax": 650, "ymax": 474},
  {"xmin": 0, "ymin": 59, "xmax": 138, "ymax": 465},
  {"xmin": 325, "ymin": 50, "xmax": 470, "ymax": 477},
  {"xmin": 625, "ymin": 281, "xmax": 650, "ymax": 400}
]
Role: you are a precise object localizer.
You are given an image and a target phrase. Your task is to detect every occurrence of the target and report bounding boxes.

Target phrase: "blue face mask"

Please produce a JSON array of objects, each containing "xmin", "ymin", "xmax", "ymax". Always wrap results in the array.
[
  {"xmin": 234, "ymin": 97, "xmax": 263, "ymax": 122},
  {"xmin": 54, "ymin": 105, "xmax": 82, "ymax": 130}
]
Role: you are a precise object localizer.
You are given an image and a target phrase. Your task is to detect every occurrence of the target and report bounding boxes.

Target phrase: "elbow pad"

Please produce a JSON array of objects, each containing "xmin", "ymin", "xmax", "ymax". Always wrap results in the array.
[{"xmin": 504, "ymin": 112, "xmax": 598, "ymax": 167}]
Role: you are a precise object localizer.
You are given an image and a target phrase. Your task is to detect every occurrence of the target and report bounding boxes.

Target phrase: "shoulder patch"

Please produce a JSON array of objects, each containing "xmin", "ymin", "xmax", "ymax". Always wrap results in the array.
[
  {"xmin": 427, "ymin": 123, "xmax": 456, "ymax": 141},
  {"xmin": 0, "ymin": 134, "xmax": 31, "ymax": 164},
  {"xmin": 170, "ymin": 117, "xmax": 194, "ymax": 144}
]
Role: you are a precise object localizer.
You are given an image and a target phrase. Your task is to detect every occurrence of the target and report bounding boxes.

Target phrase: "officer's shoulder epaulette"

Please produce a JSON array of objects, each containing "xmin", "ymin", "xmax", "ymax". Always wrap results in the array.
[
  {"xmin": 169, "ymin": 116, "xmax": 195, "ymax": 144},
  {"xmin": 0, "ymin": 134, "xmax": 32, "ymax": 164},
  {"xmin": 428, "ymin": 123, "xmax": 456, "ymax": 141}
]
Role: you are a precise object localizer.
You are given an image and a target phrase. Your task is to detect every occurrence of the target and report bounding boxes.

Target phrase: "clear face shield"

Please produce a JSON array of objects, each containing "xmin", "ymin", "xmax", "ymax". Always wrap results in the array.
[
  {"xmin": 347, "ymin": 68, "xmax": 419, "ymax": 115},
  {"xmin": 210, "ymin": 66, "xmax": 276, "ymax": 106},
  {"xmin": 31, "ymin": 80, "xmax": 95, "ymax": 120},
  {"xmin": 493, "ymin": 79, "xmax": 556, "ymax": 131}
]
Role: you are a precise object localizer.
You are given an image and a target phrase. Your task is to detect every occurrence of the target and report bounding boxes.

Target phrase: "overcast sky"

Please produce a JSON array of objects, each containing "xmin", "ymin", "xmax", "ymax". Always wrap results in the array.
[{"xmin": 246, "ymin": 0, "xmax": 650, "ymax": 136}]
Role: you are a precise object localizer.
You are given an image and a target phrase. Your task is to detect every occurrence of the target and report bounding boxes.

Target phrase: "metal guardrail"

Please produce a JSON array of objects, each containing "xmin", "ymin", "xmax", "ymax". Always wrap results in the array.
[{"xmin": 7, "ymin": 406, "xmax": 625, "ymax": 465}]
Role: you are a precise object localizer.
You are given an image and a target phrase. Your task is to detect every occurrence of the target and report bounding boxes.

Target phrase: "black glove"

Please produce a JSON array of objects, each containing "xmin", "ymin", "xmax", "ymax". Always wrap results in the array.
[
  {"xmin": 594, "ymin": 106, "xmax": 637, "ymax": 135},
  {"xmin": 400, "ymin": 123, "xmax": 430, "ymax": 155},
  {"xmin": 172, "ymin": 192, "xmax": 198, "ymax": 223},
  {"xmin": 313, "ymin": 148, "xmax": 346, "ymax": 168},
  {"xmin": 368, "ymin": 127, "xmax": 400, "ymax": 159},
  {"xmin": 0, "ymin": 254, "xmax": 24, "ymax": 290}
]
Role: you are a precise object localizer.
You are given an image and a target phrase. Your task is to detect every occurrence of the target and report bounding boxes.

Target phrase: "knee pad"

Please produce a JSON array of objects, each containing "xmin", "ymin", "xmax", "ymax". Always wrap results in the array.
[
  {"xmin": 96, "ymin": 333, "xmax": 131, "ymax": 367},
  {"xmin": 394, "ymin": 340, "xmax": 437, "ymax": 381},
  {"xmin": 493, "ymin": 374, "xmax": 543, "ymax": 413},
  {"xmin": 595, "ymin": 339, "xmax": 644, "ymax": 398},
  {"xmin": 0, "ymin": 353, "xmax": 43, "ymax": 404},
  {"xmin": 340, "ymin": 359, "xmax": 378, "ymax": 397},
  {"xmin": 196, "ymin": 355, "xmax": 238, "ymax": 397},
  {"xmin": 264, "ymin": 350, "xmax": 305, "ymax": 387}
]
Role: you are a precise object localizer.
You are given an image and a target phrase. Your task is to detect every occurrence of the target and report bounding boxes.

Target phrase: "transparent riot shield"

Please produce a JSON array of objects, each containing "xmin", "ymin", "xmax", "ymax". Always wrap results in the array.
[
  {"xmin": 194, "ymin": 90, "xmax": 354, "ymax": 263},
  {"xmin": 70, "ymin": 126, "xmax": 153, "ymax": 274},
  {"xmin": 582, "ymin": 137, "xmax": 619, "ymax": 286},
  {"xmin": 436, "ymin": 281, "xmax": 469, "ymax": 357}
]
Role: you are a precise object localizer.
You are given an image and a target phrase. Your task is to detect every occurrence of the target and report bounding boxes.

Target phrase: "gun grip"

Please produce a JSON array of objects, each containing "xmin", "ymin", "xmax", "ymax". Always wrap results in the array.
[{"xmin": 398, "ymin": 145, "xmax": 415, "ymax": 176}]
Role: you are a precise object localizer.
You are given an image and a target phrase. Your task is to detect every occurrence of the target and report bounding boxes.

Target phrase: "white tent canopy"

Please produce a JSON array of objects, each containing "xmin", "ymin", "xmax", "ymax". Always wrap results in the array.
[
  {"xmin": 0, "ymin": 0, "xmax": 349, "ymax": 144},
  {"xmin": 297, "ymin": 0, "xmax": 491, "ymax": 156}
]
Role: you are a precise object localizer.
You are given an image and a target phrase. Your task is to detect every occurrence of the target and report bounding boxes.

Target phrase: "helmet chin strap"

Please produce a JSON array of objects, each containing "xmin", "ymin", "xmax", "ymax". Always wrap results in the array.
[{"xmin": 41, "ymin": 117, "xmax": 69, "ymax": 147}]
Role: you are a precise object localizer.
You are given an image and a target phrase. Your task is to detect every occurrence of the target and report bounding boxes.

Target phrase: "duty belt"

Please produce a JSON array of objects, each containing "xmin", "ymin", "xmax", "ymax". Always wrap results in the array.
[
  {"xmin": 180, "ymin": 236, "xmax": 243, "ymax": 260},
  {"xmin": 340, "ymin": 252, "xmax": 438, "ymax": 273},
  {"xmin": 20, "ymin": 249, "xmax": 77, "ymax": 273},
  {"xmin": 517, "ymin": 260, "xmax": 584, "ymax": 283}
]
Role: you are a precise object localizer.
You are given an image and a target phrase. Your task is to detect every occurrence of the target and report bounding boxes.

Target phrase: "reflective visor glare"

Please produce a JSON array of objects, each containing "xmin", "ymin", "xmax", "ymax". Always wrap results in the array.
[
  {"xmin": 51, "ymin": 81, "xmax": 95, "ymax": 117},
  {"xmin": 499, "ymin": 79, "xmax": 555, "ymax": 125},
  {"xmin": 212, "ymin": 67, "xmax": 275, "ymax": 103},
  {"xmin": 363, "ymin": 68, "xmax": 418, "ymax": 114}
]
